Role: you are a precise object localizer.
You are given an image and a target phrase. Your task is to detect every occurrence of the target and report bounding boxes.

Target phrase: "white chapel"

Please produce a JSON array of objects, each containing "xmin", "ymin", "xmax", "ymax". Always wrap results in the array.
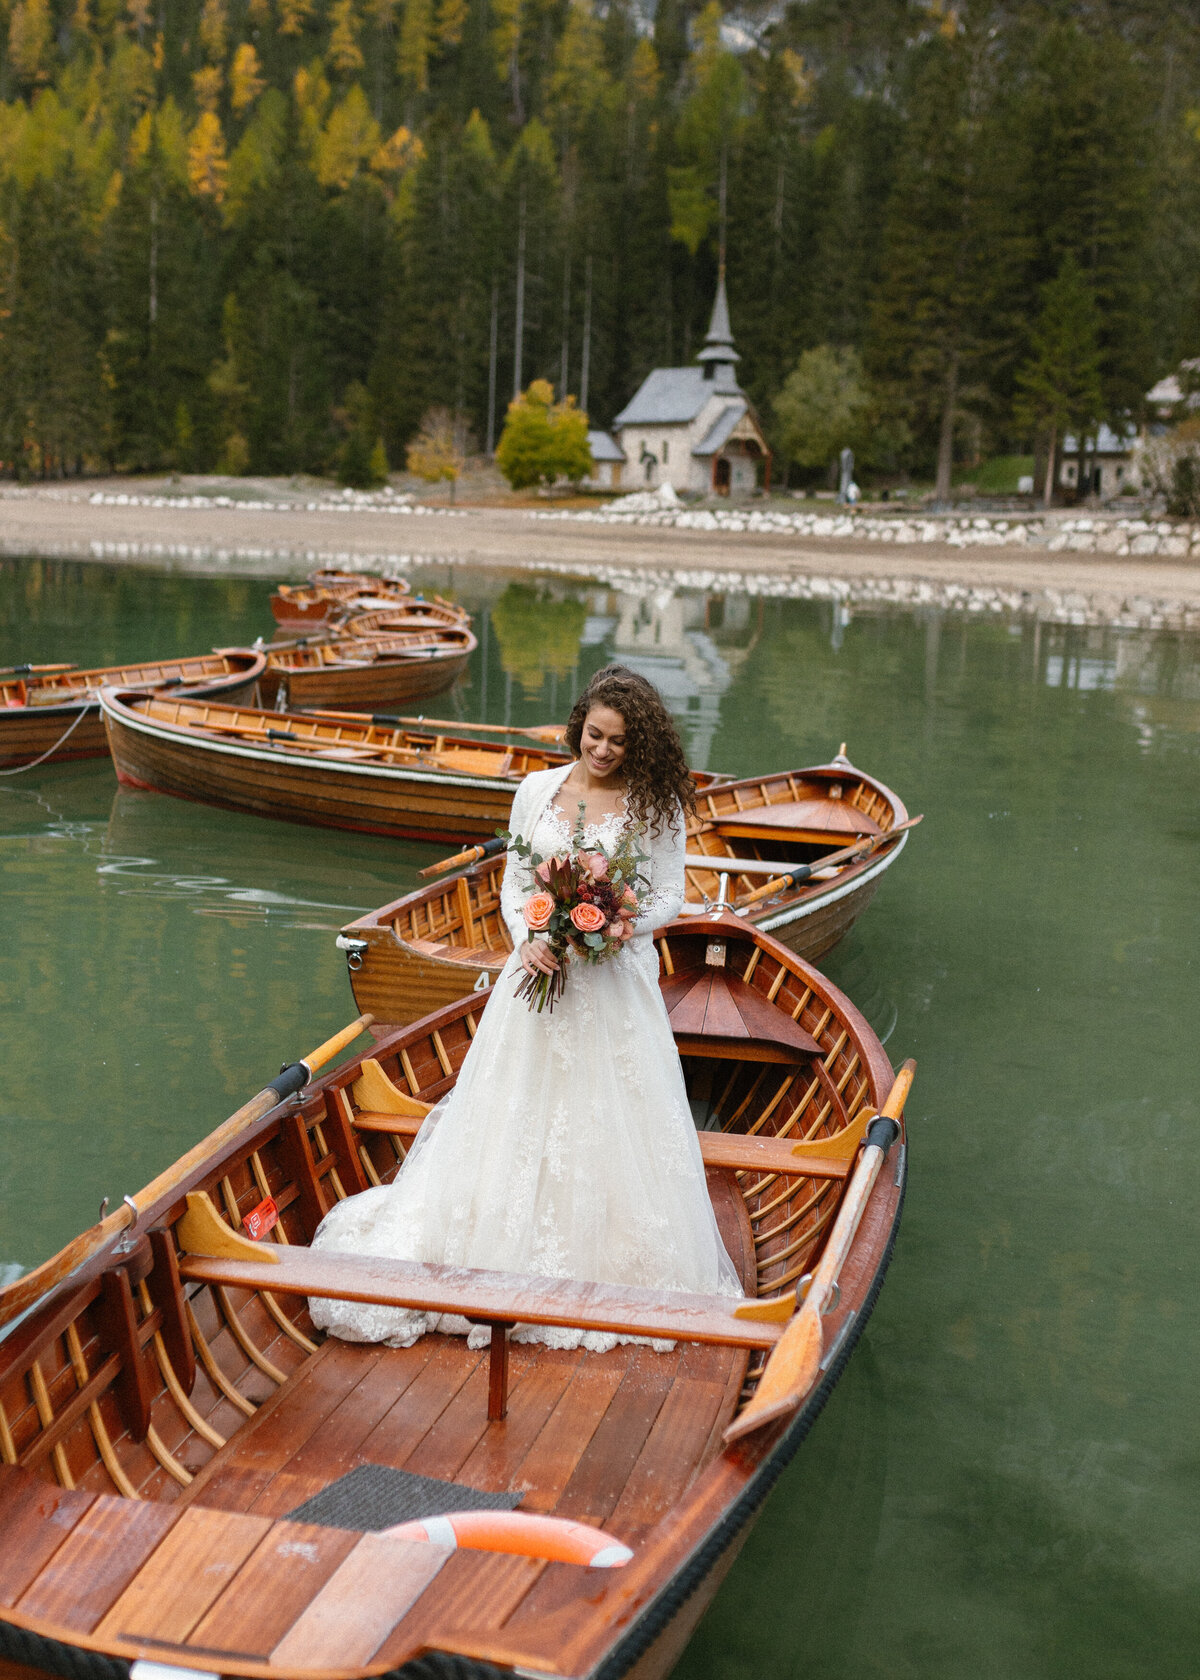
[{"xmin": 589, "ymin": 276, "xmax": 771, "ymax": 495}]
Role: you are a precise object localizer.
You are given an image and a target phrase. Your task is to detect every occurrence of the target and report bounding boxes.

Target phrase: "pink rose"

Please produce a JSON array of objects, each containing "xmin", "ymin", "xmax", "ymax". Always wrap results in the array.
[
  {"xmin": 523, "ymin": 892, "xmax": 554, "ymax": 931},
  {"xmin": 584, "ymin": 851, "xmax": 609, "ymax": 880},
  {"xmin": 570, "ymin": 901, "xmax": 606, "ymax": 934}
]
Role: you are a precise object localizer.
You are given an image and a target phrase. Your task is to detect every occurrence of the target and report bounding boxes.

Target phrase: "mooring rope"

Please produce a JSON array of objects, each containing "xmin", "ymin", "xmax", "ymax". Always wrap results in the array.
[{"xmin": 0, "ymin": 703, "xmax": 91, "ymax": 774}]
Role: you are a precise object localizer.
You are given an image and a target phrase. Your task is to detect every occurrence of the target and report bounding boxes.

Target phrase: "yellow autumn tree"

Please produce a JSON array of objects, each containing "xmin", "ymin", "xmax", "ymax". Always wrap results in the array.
[
  {"xmin": 435, "ymin": 0, "xmax": 466, "ymax": 48},
  {"xmin": 192, "ymin": 66, "xmax": 224, "ymax": 112},
  {"xmin": 126, "ymin": 0, "xmax": 152, "ymax": 37},
  {"xmin": 314, "ymin": 83, "xmax": 379, "ymax": 188},
  {"xmin": 8, "ymin": 0, "xmax": 53, "ymax": 86},
  {"xmin": 327, "ymin": 0, "xmax": 364, "ymax": 75},
  {"xmin": 187, "ymin": 109, "xmax": 228, "ymax": 201},
  {"xmin": 198, "ymin": 0, "xmax": 228, "ymax": 62},
  {"xmin": 397, "ymin": 0, "xmax": 434, "ymax": 93},
  {"xmin": 230, "ymin": 43, "xmax": 265, "ymax": 113},
  {"xmin": 277, "ymin": 0, "xmax": 314, "ymax": 36}
]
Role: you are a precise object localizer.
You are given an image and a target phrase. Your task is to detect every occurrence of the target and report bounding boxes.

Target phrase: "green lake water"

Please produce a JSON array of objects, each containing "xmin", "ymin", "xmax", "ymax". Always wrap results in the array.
[{"xmin": 1, "ymin": 554, "xmax": 1197, "ymax": 1678}]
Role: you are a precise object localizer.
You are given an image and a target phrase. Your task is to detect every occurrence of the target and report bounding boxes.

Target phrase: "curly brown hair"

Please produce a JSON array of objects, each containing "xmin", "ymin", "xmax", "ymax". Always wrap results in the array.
[{"xmin": 564, "ymin": 664, "xmax": 695, "ymax": 836}]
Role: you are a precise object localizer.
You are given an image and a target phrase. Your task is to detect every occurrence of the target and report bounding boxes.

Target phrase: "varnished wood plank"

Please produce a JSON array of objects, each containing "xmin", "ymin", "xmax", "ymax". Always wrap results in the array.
[
  {"xmin": 178, "ymin": 1249, "xmax": 781, "ymax": 1350},
  {"xmin": 608, "ymin": 1380, "xmax": 728, "ymax": 1535},
  {"xmin": 400, "ymin": 1354, "xmax": 496, "ymax": 1483},
  {"xmin": 545, "ymin": 1354, "xmax": 678, "ymax": 1526},
  {"xmin": 15, "ymin": 1495, "xmax": 179, "ymax": 1632},
  {"xmin": 454, "ymin": 1348, "xmax": 582, "ymax": 1492},
  {"xmin": 94, "ymin": 1507, "xmax": 274, "ymax": 1643},
  {"xmin": 356, "ymin": 1338, "xmax": 485, "ymax": 1469},
  {"xmin": 372, "ymin": 1551, "xmax": 546, "ymax": 1672},
  {"xmin": 278, "ymin": 1338, "xmax": 436, "ymax": 1487},
  {"xmin": 180, "ymin": 1339, "xmax": 348, "ymax": 1510},
  {"xmin": 270, "ymin": 1531, "xmax": 451, "ymax": 1669},
  {"xmin": 0, "ymin": 1468, "xmax": 97, "ymax": 1609},
  {"xmin": 186, "ymin": 1518, "xmax": 359, "ymax": 1657},
  {"xmin": 510, "ymin": 1353, "xmax": 633, "ymax": 1515}
]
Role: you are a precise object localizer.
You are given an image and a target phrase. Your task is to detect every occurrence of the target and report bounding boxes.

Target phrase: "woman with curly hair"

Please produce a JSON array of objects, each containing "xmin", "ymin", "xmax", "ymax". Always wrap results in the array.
[{"xmin": 310, "ymin": 664, "xmax": 740, "ymax": 1352}]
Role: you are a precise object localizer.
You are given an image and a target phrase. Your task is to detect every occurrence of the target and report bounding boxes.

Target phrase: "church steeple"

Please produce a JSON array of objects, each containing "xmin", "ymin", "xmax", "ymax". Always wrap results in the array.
[{"xmin": 696, "ymin": 269, "xmax": 741, "ymax": 389}]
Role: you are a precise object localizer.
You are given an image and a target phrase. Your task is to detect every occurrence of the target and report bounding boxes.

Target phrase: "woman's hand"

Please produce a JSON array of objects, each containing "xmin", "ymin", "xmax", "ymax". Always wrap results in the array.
[{"xmin": 520, "ymin": 938, "xmax": 560, "ymax": 977}]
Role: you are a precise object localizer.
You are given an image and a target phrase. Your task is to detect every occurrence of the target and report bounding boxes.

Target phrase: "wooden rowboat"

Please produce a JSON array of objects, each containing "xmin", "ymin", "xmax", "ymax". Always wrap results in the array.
[
  {"xmin": 684, "ymin": 750, "xmax": 911, "ymax": 962},
  {"xmin": 270, "ymin": 571, "xmax": 412, "ymax": 632},
  {"xmin": 100, "ymin": 692, "xmax": 571, "ymax": 841},
  {"xmin": 257, "ymin": 627, "xmax": 477, "ymax": 711},
  {"xmin": 341, "ymin": 603, "xmax": 470, "ymax": 639},
  {"xmin": 0, "ymin": 919, "xmax": 911, "ymax": 1680},
  {"xmin": 98, "ymin": 694, "xmax": 730, "ymax": 845},
  {"xmin": 0, "ymin": 650, "xmax": 268, "ymax": 771},
  {"xmin": 338, "ymin": 751, "xmax": 912, "ymax": 1025},
  {"xmin": 270, "ymin": 574, "xmax": 469, "ymax": 635}
]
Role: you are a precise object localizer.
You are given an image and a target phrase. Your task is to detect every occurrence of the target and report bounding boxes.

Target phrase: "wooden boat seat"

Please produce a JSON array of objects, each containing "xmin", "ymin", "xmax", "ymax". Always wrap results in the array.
[
  {"xmin": 662, "ymin": 966, "xmax": 823, "ymax": 1064},
  {"xmin": 177, "ymin": 1243, "xmax": 782, "ymax": 1425}
]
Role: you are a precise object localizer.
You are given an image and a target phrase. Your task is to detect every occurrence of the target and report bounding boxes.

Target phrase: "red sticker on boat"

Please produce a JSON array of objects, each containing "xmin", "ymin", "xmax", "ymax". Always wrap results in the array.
[{"xmin": 243, "ymin": 1197, "xmax": 278, "ymax": 1241}]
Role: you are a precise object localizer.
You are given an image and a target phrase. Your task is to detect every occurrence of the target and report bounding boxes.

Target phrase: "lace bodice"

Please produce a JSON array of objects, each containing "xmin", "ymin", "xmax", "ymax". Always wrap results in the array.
[{"xmin": 499, "ymin": 765, "xmax": 687, "ymax": 954}]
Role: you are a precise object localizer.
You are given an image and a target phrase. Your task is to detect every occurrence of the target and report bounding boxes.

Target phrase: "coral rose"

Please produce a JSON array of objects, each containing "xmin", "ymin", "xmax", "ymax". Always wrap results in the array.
[
  {"xmin": 570, "ymin": 901, "xmax": 607, "ymax": 934},
  {"xmin": 523, "ymin": 892, "xmax": 555, "ymax": 931}
]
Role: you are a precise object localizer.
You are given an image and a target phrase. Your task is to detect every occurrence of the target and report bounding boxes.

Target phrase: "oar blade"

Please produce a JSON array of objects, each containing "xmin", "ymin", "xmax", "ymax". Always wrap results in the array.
[{"xmin": 722, "ymin": 1307, "xmax": 823, "ymax": 1445}]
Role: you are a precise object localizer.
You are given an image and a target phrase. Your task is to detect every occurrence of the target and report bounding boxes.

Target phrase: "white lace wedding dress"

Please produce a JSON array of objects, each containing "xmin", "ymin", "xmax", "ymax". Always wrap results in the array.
[{"xmin": 308, "ymin": 761, "xmax": 742, "ymax": 1352}]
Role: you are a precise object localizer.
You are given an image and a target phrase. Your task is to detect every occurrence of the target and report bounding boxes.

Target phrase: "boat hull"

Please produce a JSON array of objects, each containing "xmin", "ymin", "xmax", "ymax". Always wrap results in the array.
[
  {"xmin": 0, "ymin": 655, "xmax": 266, "ymax": 770},
  {"xmin": 104, "ymin": 702, "xmax": 527, "ymax": 842},
  {"xmin": 258, "ymin": 645, "xmax": 472, "ymax": 710}
]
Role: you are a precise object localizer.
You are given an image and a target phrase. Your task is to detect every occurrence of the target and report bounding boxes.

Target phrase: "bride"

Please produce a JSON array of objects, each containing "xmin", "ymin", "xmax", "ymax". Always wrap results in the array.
[{"xmin": 308, "ymin": 664, "xmax": 741, "ymax": 1351}]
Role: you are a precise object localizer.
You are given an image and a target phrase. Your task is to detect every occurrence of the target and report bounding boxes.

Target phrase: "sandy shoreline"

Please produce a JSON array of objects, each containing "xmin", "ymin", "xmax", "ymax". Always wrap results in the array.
[{"xmin": 3, "ymin": 481, "xmax": 1200, "ymax": 629}]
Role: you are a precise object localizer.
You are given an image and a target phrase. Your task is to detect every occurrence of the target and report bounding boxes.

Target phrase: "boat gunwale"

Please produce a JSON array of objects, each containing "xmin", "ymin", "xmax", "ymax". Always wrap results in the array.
[{"xmin": 0, "ymin": 918, "xmax": 904, "ymax": 1680}]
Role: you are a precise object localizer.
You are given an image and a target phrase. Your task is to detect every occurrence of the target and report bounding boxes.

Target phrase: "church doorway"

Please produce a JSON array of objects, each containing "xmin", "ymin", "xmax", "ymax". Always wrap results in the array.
[{"xmin": 713, "ymin": 456, "xmax": 732, "ymax": 495}]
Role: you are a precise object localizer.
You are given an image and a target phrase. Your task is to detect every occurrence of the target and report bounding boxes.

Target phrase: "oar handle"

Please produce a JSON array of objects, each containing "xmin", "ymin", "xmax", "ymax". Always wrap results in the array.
[
  {"xmin": 299, "ymin": 1012, "xmax": 376, "ymax": 1075},
  {"xmin": 0, "ymin": 662, "xmax": 76, "ymax": 677},
  {"xmin": 419, "ymin": 836, "xmax": 508, "ymax": 878}
]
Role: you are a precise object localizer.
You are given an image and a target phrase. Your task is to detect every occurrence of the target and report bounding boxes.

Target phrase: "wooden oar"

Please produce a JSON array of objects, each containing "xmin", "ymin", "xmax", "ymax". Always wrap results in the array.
[
  {"xmin": 297, "ymin": 708, "xmax": 565, "ymax": 744},
  {"xmin": 419, "ymin": 835, "xmax": 509, "ymax": 877},
  {"xmin": 0, "ymin": 662, "xmax": 76, "ymax": 678},
  {"xmin": 0, "ymin": 1012, "xmax": 374, "ymax": 1332},
  {"xmin": 723, "ymin": 1058, "xmax": 915, "ymax": 1444},
  {"xmin": 731, "ymin": 814, "xmax": 923, "ymax": 908}
]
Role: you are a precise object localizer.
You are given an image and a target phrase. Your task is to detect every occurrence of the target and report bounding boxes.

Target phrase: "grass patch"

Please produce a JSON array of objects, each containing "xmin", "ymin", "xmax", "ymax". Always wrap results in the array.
[{"xmin": 954, "ymin": 455, "xmax": 1035, "ymax": 493}]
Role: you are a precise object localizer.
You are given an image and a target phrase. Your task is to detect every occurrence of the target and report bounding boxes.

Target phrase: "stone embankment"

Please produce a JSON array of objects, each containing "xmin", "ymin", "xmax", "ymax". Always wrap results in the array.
[
  {"xmin": 83, "ymin": 486, "xmax": 467, "ymax": 519},
  {"xmin": 536, "ymin": 499, "xmax": 1200, "ymax": 559}
]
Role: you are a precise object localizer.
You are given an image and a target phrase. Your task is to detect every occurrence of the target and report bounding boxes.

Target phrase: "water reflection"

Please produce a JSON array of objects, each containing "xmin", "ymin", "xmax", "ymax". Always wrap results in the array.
[{"xmin": 1, "ymin": 558, "xmax": 1199, "ymax": 1680}]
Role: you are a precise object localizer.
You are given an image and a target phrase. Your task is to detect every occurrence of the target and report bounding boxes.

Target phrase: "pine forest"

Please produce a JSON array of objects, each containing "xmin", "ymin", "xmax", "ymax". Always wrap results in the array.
[{"xmin": 2, "ymin": 0, "xmax": 1200, "ymax": 486}]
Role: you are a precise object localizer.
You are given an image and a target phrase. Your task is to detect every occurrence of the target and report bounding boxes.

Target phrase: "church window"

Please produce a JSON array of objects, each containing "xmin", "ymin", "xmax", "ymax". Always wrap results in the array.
[{"xmin": 662, "ymin": 441, "xmax": 669, "ymax": 464}]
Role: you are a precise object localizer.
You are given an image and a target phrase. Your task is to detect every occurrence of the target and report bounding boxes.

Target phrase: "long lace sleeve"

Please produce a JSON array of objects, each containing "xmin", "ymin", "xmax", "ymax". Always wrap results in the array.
[
  {"xmin": 630, "ymin": 805, "xmax": 686, "ymax": 937},
  {"xmin": 499, "ymin": 779, "xmax": 536, "ymax": 948}
]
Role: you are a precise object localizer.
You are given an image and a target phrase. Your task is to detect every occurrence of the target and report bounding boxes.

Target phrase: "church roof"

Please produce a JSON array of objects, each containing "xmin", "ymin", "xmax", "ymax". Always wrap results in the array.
[
  {"xmin": 692, "ymin": 400, "xmax": 748, "ymax": 457},
  {"xmin": 586, "ymin": 429, "xmax": 625, "ymax": 462},
  {"xmin": 612, "ymin": 367, "xmax": 713, "ymax": 427}
]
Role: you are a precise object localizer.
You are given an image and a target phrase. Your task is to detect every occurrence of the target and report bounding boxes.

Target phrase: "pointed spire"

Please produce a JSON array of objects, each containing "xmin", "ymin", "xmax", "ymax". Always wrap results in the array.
[{"xmin": 696, "ymin": 267, "xmax": 740, "ymax": 385}]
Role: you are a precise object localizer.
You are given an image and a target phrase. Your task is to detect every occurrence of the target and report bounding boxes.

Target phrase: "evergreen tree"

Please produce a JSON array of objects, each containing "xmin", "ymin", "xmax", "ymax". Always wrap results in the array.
[{"xmin": 1013, "ymin": 254, "xmax": 1103, "ymax": 506}]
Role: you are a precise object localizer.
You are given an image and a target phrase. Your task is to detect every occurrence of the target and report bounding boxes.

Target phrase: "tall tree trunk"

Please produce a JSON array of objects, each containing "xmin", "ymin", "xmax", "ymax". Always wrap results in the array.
[
  {"xmin": 512, "ymin": 185, "xmax": 526, "ymax": 401},
  {"xmin": 934, "ymin": 352, "xmax": 959, "ymax": 503},
  {"xmin": 486, "ymin": 274, "xmax": 499, "ymax": 454},
  {"xmin": 1043, "ymin": 425, "xmax": 1056, "ymax": 508},
  {"xmin": 579, "ymin": 253, "xmax": 592, "ymax": 417},
  {"xmin": 148, "ymin": 193, "xmax": 158, "ymax": 326},
  {"xmin": 559, "ymin": 245, "xmax": 571, "ymax": 398}
]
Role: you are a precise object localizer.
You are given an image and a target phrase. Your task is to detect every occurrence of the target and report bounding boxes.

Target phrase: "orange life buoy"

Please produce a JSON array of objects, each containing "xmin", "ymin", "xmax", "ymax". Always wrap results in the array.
[{"xmin": 385, "ymin": 1509, "xmax": 633, "ymax": 1568}]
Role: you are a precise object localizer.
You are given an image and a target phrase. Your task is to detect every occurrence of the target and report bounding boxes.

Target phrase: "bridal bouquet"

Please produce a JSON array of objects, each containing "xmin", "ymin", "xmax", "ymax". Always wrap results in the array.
[{"xmin": 498, "ymin": 802, "xmax": 648, "ymax": 1013}]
